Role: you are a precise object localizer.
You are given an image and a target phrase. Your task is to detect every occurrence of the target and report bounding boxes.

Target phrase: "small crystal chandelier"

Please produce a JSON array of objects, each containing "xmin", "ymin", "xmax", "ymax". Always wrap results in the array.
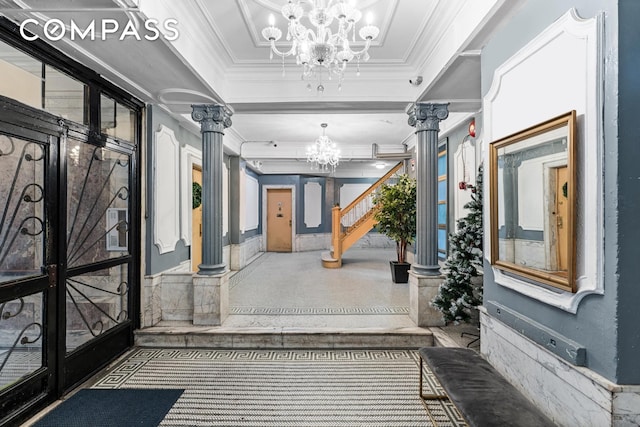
[
  {"xmin": 307, "ymin": 123, "xmax": 340, "ymax": 173},
  {"xmin": 261, "ymin": 0, "xmax": 380, "ymax": 93}
]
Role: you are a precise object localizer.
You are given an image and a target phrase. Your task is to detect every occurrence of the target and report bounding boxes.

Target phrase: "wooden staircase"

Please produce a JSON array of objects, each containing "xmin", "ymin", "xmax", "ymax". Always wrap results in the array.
[{"xmin": 322, "ymin": 162, "xmax": 404, "ymax": 268}]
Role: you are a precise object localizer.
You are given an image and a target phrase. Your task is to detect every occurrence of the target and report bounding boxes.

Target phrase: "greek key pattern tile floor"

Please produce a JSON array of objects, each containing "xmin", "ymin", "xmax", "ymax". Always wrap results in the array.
[
  {"xmin": 229, "ymin": 306, "xmax": 410, "ymax": 315},
  {"xmin": 93, "ymin": 349, "xmax": 466, "ymax": 427}
]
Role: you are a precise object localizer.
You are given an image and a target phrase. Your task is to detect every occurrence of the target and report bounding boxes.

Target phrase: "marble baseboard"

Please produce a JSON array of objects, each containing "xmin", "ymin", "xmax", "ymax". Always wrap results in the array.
[
  {"xmin": 230, "ymin": 236, "xmax": 263, "ymax": 270},
  {"xmin": 480, "ymin": 310, "xmax": 640, "ymax": 427}
]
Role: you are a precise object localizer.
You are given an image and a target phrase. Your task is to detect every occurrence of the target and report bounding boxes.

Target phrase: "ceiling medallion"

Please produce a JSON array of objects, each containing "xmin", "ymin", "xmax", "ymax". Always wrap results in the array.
[
  {"xmin": 261, "ymin": 0, "xmax": 380, "ymax": 94},
  {"xmin": 306, "ymin": 123, "xmax": 340, "ymax": 173}
]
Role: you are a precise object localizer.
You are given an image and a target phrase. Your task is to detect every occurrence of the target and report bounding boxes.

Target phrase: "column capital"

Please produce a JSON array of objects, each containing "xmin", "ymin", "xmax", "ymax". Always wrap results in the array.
[
  {"xmin": 191, "ymin": 104, "xmax": 233, "ymax": 133},
  {"xmin": 407, "ymin": 102, "xmax": 449, "ymax": 132}
]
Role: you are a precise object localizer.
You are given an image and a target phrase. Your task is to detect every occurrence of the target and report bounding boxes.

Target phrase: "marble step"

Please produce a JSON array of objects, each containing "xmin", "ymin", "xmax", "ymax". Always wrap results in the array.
[{"xmin": 135, "ymin": 321, "xmax": 434, "ymax": 349}]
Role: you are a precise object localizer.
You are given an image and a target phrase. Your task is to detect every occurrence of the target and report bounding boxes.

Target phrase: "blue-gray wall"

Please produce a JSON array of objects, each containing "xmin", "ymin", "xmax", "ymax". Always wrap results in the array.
[
  {"xmin": 258, "ymin": 174, "xmax": 334, "ymax": 234},
  {"xmin": 480, "ymin": 0, "xmax": 634, "ymax": 383},
  {"xmin": 145, "ymin": 106, "xmax": 202, "ymax": 275},
  {"xmin": 616, "ymin": 0, "xmax": 640, "ymax": 384}
]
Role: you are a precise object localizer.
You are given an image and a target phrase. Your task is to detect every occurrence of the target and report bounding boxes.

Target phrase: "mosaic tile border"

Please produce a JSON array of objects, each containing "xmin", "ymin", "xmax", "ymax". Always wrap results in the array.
[
  {"xmin": 229, "ymin": 306, "xmax": 410, "ymax": 315},
  {"xmin": 92, "ymin": 349, "xmax": 466, "ymax": 427},
  {"xmin": 228, "ymin": 253, "xmax": 270, "ymax": 289}
]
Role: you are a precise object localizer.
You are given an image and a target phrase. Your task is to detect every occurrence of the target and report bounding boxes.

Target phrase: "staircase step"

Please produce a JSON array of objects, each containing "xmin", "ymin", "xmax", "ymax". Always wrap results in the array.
[{"xmin": 135, "ymin": 324, "xmax": 434, "ymax": 349}]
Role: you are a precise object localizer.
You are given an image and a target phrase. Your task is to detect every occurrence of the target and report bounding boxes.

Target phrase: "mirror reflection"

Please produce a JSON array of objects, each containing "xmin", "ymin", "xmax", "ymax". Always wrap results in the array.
[{"xmin": 490, "ymin": 111, "xmax": 576, "ymax": 292}]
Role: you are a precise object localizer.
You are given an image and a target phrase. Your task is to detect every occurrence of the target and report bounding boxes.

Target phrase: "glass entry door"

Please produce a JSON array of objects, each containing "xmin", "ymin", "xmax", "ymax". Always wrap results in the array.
[
  {"xmin": 0, "ymin": 102, "xmax": 137, "ymax": 425},
  {"xmin": 0, "ymin": 130, "xmax": 53, "ymax": 422}
]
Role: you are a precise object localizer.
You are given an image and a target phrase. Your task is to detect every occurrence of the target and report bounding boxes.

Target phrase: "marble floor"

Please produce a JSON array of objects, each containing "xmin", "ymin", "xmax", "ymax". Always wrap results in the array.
[
  {"xmin": 224, "ymin": 249, "xmax": 415, "ymax": 329},
  {"xmin": 143, "ymin": 249, "xmax": 480, "ymax": 348}
]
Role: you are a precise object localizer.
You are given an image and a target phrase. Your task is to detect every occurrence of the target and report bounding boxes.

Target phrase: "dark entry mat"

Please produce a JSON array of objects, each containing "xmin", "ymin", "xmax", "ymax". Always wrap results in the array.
[{"xmin": 33, "ymin": 388, "xmax": 184, "ymax": 427}]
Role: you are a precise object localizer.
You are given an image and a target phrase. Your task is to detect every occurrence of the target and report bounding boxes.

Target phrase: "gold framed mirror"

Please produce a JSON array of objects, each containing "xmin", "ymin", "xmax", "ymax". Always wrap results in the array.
[{"xmin": 489, "ymin": 111, "xmax": 576, "ymax": 292}]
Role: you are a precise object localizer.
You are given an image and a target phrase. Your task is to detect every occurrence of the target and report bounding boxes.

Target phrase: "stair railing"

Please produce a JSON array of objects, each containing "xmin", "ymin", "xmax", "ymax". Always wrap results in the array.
[{"xmin": 330, "ymin": 162, "xmax": 404, "ymax": 262}]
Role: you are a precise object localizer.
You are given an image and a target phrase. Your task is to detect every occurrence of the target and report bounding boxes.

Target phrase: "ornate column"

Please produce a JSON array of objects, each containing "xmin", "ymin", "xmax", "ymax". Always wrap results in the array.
[
  {"xmin": 191, "ymin": 104, "xmax": 233, "ymax": 275},
  {"xmin": 406, "ymin": 102, "xmax": 448, "ymax": 327},
  {"xmin": 407, "ymin": 102, "xmax": 449, "ymax": 276}
]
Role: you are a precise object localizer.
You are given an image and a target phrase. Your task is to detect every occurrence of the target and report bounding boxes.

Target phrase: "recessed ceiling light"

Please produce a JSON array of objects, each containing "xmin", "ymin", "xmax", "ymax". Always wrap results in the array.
[{"xmin": 374, "ymin": 162, "xmax": 386, "ymax": 169}]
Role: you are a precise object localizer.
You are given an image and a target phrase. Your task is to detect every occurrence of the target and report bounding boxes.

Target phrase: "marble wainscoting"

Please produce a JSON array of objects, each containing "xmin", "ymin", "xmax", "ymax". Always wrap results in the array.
[
  {"xmin": 294, "ymin": 232, "xmax": 394, "ymax": 252},
  {"xmin": 351, "ymin": 232, "xmax": 395, "ymax": 249},
  {"xmin": 142, "ymin": 260, "xmax": 191, "ymax": 327},
  {"xmin": 230, "ymin": 235, "xmax": 262, "ymax": 270},
  {"xmin": 480, "ymin": 310, "xmax": 640, "ymax": 427},
  {"xmin": 295, "ymin": 233, "xmax": 330, "ymax": 252}
]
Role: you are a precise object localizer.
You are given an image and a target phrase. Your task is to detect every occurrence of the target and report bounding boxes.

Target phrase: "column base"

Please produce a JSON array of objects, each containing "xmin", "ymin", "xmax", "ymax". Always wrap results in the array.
[
  {"xmin": 192, "ymin": 271, "xmax": 230, "ymax": 326},
  {"xmin": 409, "ymin": 271, "xmax": 445, "ymax": 327},
  {"xmin": 411, "ymin": 263, "xmax": 441, "ymax": 276},
  {"xmin": 197, "ymin": 262, "xmax": 227, "ymax": 276}
]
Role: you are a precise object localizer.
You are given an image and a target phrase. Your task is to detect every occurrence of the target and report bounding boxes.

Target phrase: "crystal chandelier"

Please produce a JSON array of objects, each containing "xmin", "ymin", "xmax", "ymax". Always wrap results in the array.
[
  {"xmin": 307, "ymin": 123, "xmax": 340, "ymax": 172},
  {"xmin": 261, "ymin": 0, "xmax": 380, "ymax": 93}
]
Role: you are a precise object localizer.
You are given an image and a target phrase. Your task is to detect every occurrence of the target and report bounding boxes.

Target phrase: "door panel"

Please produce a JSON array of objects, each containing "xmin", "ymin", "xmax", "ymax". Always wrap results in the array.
[
  {"xmin": 0, "ymin": 292, "xmax": 45, "ymax": 392},
  {"xmin": 555, "ymin": 166, "xmax": 569, "ymax": 270},
  {"xmin": 61, "ymin": 138, "xmax": 134, "ymax": 388},
  {"xmin": 191, "ymin": 168, "xmax": 202, "ymax": 271},
  {"xmin": 266, "ymin": 189, "xmax": 292, "ymax": 252},
  {"xmin": 65, "ymin": 263, "xmax": 129, "ymax": 352},
  {"xmin": 66, "ymin": 145, "xmax": 130, "ymax": 268},
  {"xmin": 64, "ymin": 143, "xmax": 132, "ymax": 355},
  {"xmin": 0, "ymin": 136, "xmax": 46, "ymax": 284},
  {"xmin": 0, "ymin": 132, "xmax": 55, "ymax": 422}
]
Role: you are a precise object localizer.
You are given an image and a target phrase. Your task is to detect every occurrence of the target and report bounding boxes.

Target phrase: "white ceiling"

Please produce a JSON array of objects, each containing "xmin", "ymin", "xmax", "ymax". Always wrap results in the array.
[{"xmin": 0, "ymin": 0, "xmax": 524, "ymax": 177}]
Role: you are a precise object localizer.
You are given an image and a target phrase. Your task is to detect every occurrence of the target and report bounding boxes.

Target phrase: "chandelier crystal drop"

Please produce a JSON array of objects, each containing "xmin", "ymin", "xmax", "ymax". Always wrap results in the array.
[
  {"xmin": 261, "ymin": 0, "xmax": 380, "ymax": 93},
  {"xmin": 306, "ymin": 123, "xmax": 340, "ymax": 173}
]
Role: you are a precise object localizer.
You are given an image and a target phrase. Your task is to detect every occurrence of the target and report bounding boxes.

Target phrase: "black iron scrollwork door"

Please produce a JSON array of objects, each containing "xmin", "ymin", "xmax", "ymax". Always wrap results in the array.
[{"xmin": 0, "ymin": 100, "xmax": 138, "ymax": 425}]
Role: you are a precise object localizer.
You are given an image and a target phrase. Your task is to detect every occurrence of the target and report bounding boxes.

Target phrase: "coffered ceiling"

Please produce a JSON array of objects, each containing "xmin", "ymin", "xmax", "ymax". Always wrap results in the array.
[{"xmin": 0, "ymin": 0, "xmax": 524, "ymax": 176}]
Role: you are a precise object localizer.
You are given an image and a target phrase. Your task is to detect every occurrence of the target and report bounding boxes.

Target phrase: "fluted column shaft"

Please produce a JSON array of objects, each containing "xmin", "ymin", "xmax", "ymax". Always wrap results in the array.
[
  {"xmin": 407, "ymin": 103, "xmax": 449, "ymax": 276},
  {"xmin": 191, "ymin": 104, "xmax": 233, "ymax": 275}
]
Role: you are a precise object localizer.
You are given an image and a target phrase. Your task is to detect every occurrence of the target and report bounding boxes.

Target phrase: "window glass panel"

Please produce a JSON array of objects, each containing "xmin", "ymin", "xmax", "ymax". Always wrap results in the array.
[
  {"xmin": 0, "ymin": 293, "xmax": 44, "ymax": 388},
  {"xmin": 0, "ymin": 136, "xmax": 46, "ymax": 284},
  {"xmin": 66, "ymin": 264, "xmax": 129, "ymax": 352},
  {"xmin": 438, "ymin": 203, "xmax": 446, "ymax": 225},
  {"xmin": 0, "ymin": 39, "xmax": 42, "ymax": 109},
  {"xmin": 438, "ymin": 228, "xmax": 447, "ymax": 253},
  {"xmin": 438, "ymin": 153, "xmax": 447, "ymax": 175},
  {"xmin": 66, "ymin": 143, "xmax": 130, "ymax": 268},
  {"xmin": 44, "ymin": 65, "xmax": 88, "ymax": 125},
  {"xmin": 438, "ymin": 180, "xmax": 447, "ymax": 201},
  {"xmin": 101, "ymin": 94, "xmax": 135, "ymax": 142}
]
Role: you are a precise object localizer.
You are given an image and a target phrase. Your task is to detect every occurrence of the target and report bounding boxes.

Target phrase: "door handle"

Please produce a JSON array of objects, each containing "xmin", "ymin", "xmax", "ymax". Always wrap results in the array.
[{"xmin": 289, "ymin": 220, "xmax": 292, "ymax": 227}]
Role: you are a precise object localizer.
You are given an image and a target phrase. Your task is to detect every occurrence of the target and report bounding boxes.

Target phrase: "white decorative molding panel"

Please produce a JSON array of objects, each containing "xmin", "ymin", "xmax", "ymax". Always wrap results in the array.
[
  {"xmin": 483, "ymin": 8, "xmax": 603, "ymax": 312},
  {"xmin": 304, "ymin": 182, "xmax": 322, "ymax": 228},
  {"xmin": 154, "ymin": 124, "xmax": 181, "ymax": 254},
  {"xmin": 244, "ymin": 172, "xmax": 259, "ymax": 231}
]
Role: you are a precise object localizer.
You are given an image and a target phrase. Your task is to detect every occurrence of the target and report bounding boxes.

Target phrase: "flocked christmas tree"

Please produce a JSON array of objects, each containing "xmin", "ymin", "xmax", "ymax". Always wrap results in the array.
[{"xmin": 432, "ymin": 164, "xmax": 483, "ymax": 324}]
